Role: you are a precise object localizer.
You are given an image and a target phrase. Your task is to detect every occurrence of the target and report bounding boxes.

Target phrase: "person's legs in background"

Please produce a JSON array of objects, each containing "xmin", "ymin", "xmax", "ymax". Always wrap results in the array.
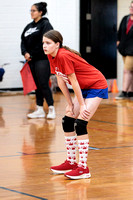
[
  {"xmin": 34, "ymin": 60, "xmax": 55, "ymax": 119},
  {"xmin": 115, "ymin": 56, "xmax": 133, "ymax": 100},
  {"xmin": 27, "ymin": 61, "xmax": 45, "ymax": 118},
  {"xmin": 127, "ymin": 71, "xmax": 133, "ymax": 99}
]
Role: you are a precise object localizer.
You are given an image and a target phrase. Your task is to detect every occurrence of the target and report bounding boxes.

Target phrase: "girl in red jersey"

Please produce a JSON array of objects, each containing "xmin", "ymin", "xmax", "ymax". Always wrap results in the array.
[{"xmin": 43, "ymin": 30, "xmax": 108, "ymax": 180}]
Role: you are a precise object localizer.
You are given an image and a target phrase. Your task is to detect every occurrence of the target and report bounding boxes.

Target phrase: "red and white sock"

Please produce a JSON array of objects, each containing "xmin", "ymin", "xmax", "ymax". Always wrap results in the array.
[
  {"xmin": 65, "ymin": 136, "xmax": 77, "ymax": 164},
  {"xmin": 78, "ymin": 139, "xmax": 89, "ymax": 169}
]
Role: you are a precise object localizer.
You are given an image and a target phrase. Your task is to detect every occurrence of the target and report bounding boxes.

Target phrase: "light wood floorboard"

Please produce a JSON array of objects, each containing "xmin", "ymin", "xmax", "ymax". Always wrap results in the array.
[{"xmin": 0, "ymin": 92, "xmax": 133, "ymax": 200}]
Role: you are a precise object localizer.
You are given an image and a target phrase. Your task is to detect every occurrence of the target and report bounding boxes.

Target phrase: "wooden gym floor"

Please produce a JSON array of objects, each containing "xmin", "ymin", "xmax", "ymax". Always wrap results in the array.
[{"xmin": 0, "ymin": 92, "xmax": 133, "ymax": 200}]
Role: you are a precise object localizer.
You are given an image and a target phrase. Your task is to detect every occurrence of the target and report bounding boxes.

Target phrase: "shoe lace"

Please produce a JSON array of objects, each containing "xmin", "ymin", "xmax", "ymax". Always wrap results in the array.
[
  {"xmin": 48, "ymin": 108, "xmax": 54, "ymax": 115},
  {"xmin": 64, "ymin": 159, "xmax": 77, "ymax": 165},
  {"xmin": 64, "ymin": 159, "xmax": 69, "ymax": 164},
  {"xmin": 65, "ymin": 160, "xmax": 78, "ymax": 169},
  {"xmin": 49, "ymin": 108, "xmax": 53, "ymax": 113},
  {"xmin": 73, "ymin": 165, "xmax": 78, "ymax": 170}
]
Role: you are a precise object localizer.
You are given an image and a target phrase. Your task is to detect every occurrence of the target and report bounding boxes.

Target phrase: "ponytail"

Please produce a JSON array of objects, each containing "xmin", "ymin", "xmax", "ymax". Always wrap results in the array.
[{"xmin": 62, "ymin": 46, "xmax": 81, "ymax": 57}]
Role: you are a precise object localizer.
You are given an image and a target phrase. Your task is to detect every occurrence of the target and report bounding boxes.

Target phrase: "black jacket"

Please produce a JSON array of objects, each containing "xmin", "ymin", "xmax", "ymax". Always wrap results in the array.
[
  {"xmin": 117, "ymin": 15, "xmax": 133, "ymax": 56},
  {"xmin": 21, "ymin": 17, "xmax": 53, "ymax": 60}
]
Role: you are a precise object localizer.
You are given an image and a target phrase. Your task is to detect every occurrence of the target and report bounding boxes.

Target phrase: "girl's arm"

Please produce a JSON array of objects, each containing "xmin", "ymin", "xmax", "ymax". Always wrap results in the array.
[
  {"xmin": 56, "ymin": 75, "xmax": 73, "ymax": 106},
  {"xmin": 68, "ymin": 73, "xmax": 90, "ymax": 120},
  {"xmin": 67, "ymin": 73, "xmax": 84, "ymax": 106}
]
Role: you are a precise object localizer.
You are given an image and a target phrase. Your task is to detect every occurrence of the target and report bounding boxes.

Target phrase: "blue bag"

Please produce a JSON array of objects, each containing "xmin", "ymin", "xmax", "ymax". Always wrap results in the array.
[{"xmin": 0, "ymin": 68, "xmax": 5, "ymax": 81}]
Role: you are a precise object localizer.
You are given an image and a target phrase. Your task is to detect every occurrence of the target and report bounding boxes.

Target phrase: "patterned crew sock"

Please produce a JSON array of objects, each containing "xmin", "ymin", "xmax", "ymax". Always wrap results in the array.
[
  {"xmin": 65, "ymin": 136, "xmax": 77, "ymax": 164},
  {"xmin": 78, "ymin": 139, "xmax": 89, "ymax": 169}
]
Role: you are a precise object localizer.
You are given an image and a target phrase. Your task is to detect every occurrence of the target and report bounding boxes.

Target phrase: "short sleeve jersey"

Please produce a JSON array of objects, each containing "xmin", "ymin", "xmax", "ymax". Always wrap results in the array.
[{"xmin": 47, "ymin": 48, "xmax": 107, "ymax": 89}]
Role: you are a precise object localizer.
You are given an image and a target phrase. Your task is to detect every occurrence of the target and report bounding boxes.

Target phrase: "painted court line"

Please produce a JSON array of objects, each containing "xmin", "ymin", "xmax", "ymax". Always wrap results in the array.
[
  {"xmin": 89, "ymin": 147, "xmax": 99, "ymax": 150},
  {"xmin": 0, "ymin": 147, "xmax": 98, "ymax": 158},
  {"xmin": 1, "ymin": 145, "xmax": 133, "ymax": 158},
  {"xmin": 99, "ymin": 145, "xmax": 133, "ymax": 150},
  {"xmin": 0, "ymin": 187, "xmax": 47, "ymax": 200}
]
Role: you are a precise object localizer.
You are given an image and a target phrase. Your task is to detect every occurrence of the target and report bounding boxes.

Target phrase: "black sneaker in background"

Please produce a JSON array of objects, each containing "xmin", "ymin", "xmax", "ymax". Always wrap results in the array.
[
  {"xmin": 127, "ymin": 92, "xmax": 133, "ymax": 99},
  {"xmin": 115, "ymin": 91, "xmax": 128, "ymax": 100}
]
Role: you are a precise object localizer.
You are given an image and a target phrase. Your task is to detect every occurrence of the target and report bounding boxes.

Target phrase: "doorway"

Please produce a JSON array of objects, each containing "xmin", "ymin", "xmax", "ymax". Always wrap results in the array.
[{"xmin": 80, "ymin": 0, "xmax": 117, "ymax": 79}]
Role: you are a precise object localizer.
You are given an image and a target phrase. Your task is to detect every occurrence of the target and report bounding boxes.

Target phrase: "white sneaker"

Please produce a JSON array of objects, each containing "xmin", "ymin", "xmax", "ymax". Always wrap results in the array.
[
  {"xmin": 47, "ymin": 106, "xmax": 56, "ymax": 119},
  {"xmin": 27, "ymin": 106, "xmax": 45, "ymax": 119}
]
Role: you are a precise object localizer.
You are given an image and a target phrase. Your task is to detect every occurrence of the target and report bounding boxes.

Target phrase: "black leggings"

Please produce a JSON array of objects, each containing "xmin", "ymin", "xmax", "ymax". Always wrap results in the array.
[{"xmin": 29, "ymin": 60, "xmax": 54, "ymax": 106}]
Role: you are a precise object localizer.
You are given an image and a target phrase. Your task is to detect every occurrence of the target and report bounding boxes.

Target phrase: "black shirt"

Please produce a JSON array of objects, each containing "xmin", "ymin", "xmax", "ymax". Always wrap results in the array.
[
  {"xmin": 21, "ymin": 17, "xmax": 53, "ymax": 60},
  {"xmin": 117, "ymin": 15, "xmax": 133, "ymax": 56}
]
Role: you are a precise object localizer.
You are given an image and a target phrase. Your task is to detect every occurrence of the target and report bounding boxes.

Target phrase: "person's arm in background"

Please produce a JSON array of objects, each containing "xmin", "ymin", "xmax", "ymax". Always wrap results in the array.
[
  {"xmin": 20, "ymin": 27, "xmax": 31, "ymax": 62},
  {"xmin": 117, "ymin": 17, "xmax": 125, "ymax": 46}
]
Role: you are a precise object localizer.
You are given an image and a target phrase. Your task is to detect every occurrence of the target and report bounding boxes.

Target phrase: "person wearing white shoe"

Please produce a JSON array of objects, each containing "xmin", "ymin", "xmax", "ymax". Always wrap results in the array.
[
  {"xmin": 43, "ymin": 30, "xmax": 108, "ymax": 179},
  {"xmin": 21, "ymin": 2, "xmax": 56, "ymax": 119},
  {"xmin": 116, "ymin": 1, "xmax": 133, "ymax": 100},
  {"xmin": 27, "ymin": 105, "xmax": 45, "ymax": 119},
  {"xmin": 47, "ymin": 105, "xmax": 56, "ymax": 119}
]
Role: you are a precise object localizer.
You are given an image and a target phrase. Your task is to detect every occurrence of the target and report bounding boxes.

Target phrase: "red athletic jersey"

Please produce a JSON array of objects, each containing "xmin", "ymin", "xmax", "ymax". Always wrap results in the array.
[
  {"xmin": 47, "ymin": 48, "xmax": 108, "ymax": 89},
  {"xmin": 126, "ymin": 17, "xmax": 133, "ymax": 34}
]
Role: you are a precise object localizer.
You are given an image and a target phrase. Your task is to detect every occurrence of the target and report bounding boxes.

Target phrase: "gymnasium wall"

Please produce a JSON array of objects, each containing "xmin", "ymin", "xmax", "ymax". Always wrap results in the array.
[
  {"xmin": 0, "ymin": 0, "xmax": 79, "ymax": 89},
  {"xmin": 0, "ymin": 0, "xmax": 131, "ymax": 90}
]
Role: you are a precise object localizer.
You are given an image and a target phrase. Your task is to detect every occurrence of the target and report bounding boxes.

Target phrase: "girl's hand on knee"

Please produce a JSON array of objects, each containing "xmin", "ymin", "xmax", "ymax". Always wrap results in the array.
[
  {"xmin": 80, "ymin": 104, "xmax": 90, "ymax": 120},
  {"xmin": 66, "ymin": 104, "xmax": 75, "ymax": 116}
]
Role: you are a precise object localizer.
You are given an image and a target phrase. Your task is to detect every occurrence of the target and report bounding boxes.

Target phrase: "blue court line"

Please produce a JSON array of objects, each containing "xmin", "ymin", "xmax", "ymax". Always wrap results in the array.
[
  {"xmin": 89, "ymin": 147, "xmax": 100, "ymax": 150},
  {"xmin": 99, "ymin": 145, "xmax": 133, "ymax": 150},
  {"xmin": 0, "ymin": 151, "xmax": 66, "ymax": 158},
  {"xmin": 0, "ymin": 155, "xmax": 20, "ymax": 158},
  {"xmin": 0, "ymin": 187, "xmax": 47, "ymax": 200},
  {"xmin": 0, "ymin": 147, "xmax": 98, "ymax": 158},
  {"xmin": 1, "ymin": 145, "xmax": 133, "ymax": 158}
]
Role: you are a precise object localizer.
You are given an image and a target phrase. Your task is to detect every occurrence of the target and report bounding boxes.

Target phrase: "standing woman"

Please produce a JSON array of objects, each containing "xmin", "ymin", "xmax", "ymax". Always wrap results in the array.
[
  {"xmin": 116, "ymin": 1, "xmax": 133, "ymax": 100},
  {"xmin": 21, "ymin": 2, "xmax": 56, "ymax": 119},
  {"xmin": 43, "ymin": 30, "xmax": 108, "ymax": 179}
]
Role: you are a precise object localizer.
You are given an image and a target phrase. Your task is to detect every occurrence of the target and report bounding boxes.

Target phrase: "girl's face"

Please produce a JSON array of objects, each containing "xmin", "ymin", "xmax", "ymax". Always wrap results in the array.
[
  {"xmin": 30, "ymin": 5, "xmax": 42, "ymax": 20},
  {"xmin": 43, "ymin": 37, "xmax": 60, "ymax": 57},
  {"xmin": 129, "ymin": 3, "xmax": 133, "ymax": 15}
]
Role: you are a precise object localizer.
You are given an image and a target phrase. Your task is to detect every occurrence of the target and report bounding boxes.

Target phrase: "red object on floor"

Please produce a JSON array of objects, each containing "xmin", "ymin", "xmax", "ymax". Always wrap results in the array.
[
  {"xmin": 20, "ymin": 62, "xmax": 37, "ymax": 95},
  {"xmin": 49, "ymin": 79, "xmax": 51, "ymax": 87},
  {"xmin": 111, "ymin": 79, "xmax": 118, "ymax": 93}
]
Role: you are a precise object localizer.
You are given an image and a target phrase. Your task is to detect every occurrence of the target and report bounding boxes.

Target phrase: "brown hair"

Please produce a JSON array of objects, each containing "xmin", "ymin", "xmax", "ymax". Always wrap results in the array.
[
  {"xmin": 34, "ymin": 2, "xmax": 47, "ymax": 16},
  {"xmin": 43, "ymin": 30, "xmax": 81, "ymax": 57}
]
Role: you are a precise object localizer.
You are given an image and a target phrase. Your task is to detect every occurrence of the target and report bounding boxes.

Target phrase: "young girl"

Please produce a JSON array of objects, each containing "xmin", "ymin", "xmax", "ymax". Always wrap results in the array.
[{"xmin": 43, "ymin": 30, "xmax": 108, "ymax": 179}]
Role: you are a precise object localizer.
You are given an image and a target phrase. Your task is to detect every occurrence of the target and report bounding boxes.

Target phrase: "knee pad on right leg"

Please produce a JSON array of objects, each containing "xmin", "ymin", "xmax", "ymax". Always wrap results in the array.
[
  {"xmin": 62, "ymin": 116, "xmax": 76, "ymax": 132},
  {"xmin": 75, "ymin": 119, "xmax": 88, "ymax": 136}
]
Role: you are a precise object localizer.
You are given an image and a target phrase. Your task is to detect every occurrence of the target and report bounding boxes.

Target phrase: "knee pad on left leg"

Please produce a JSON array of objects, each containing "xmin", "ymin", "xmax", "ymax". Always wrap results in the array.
[
  {"xmin": 62, "ymin": 116, "xmax": 76, "ymax": 132},
  {"xmin": 75, "ymin": 119, "xmax": 88, "ymax": 136}
]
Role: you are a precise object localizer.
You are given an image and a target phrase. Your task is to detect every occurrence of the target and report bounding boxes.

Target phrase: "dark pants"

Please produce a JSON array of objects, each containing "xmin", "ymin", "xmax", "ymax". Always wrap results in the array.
[{"xmin": 29, "ymin": 60, "xmax": 54, "ymax": 106}]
